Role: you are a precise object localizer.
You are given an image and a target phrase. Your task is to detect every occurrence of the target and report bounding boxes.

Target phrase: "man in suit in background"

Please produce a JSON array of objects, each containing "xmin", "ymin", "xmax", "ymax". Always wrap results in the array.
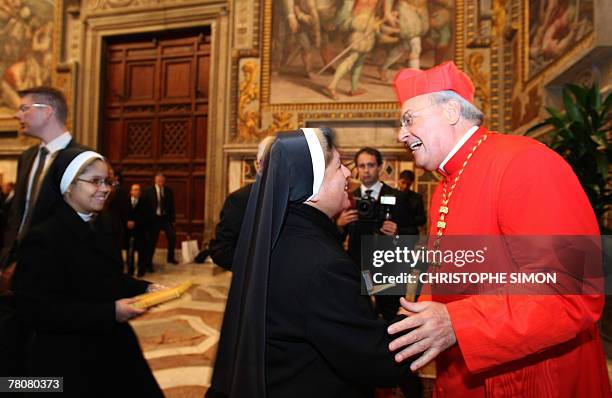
[
  {"xmin": 205, "ymin": 136, "xmax": 275, "ymax": 270},
  {"xmin": 336, "ymin": 147, "xmax": 417, "ymax": 321},
  {"xmin": 125, "ymin": 184, "xmax": 151, "ymax": 277},
  {"xmin": 143, "ymin": 172, "xmax": 177, "ymax": 268},
  {"xmin": 0, "ymin": 86, "xmax": 81, "ymax": 376},
  {"xmin": 397, "ymin": 169, "xmax": 427, "ymax": 231}
]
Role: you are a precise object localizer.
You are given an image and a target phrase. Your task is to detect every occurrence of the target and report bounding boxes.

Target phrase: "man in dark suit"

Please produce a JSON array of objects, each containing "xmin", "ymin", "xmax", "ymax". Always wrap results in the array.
[
  {"xmin": 207, "ymin": 183, "xmax": 252, "ymax": 270},
  {"xmin": 124, "ymin": 184, "xmax": 152, "ymax": 277},
  {"xmin": 197, "ymin": 136, "xmax": 275, "ymax": 269},
  {"xmin": 143, "ymin": 172, "xmax": 177, "ymax": 267},
  {"xmin": 398, "ymin": 169, "xmax": 427, "ymax": 231},
  {"xmin": 0, "ymin": 86, "xmax": 81, "ymax": 376},
  {"xmin": 205, "ymin": 136, "xmax": 276, "ymax": 269},
  {"xmin": 336, "ymin": 147, "xmax": 417, "ymax": 320}
]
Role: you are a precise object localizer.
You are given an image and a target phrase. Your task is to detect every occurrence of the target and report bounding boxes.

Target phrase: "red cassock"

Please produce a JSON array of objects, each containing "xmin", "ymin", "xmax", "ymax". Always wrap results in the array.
[{"xmin": 424, "ymin": 126, "xmax": 611, "ymax": 397}]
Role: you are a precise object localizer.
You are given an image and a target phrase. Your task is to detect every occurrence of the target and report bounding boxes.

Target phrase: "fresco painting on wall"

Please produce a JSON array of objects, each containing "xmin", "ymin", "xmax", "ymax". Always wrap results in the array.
[
  {"xmin": 269, "ymin": 0, "xmax": 455, "ymax": 104},
  {"xmin": 528, "ymin": 0, "xmax": 593, "ymax": 79},
  {"xmin": 0, "ymin": 0, "xmax": 54, "ymax": 119}
]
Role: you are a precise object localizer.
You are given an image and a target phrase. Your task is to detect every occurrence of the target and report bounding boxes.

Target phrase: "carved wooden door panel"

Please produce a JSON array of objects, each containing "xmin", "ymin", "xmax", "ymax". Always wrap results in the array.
[{"xmin": 102, "ymin": 30, "xmax": 210, "ymax": 246}]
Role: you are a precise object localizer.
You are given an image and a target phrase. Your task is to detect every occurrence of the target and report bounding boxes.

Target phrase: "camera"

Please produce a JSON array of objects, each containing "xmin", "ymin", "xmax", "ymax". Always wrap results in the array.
[
  {"xmin": 355, "ymin": 194, "xmax": 396, "ymax": 223},
  {"xmin": 356, "ymin": 196, "xmax": 378, "ymax": 221}
]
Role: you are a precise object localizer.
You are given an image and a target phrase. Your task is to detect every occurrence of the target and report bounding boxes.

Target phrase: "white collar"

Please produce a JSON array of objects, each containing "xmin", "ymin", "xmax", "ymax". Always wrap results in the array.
[
  {"xmin": 438, "ymin": 125, "xmax": 479, "ymax": 173},
  {"xmin": 360, "ymin": 180, "xmax": 383, "ymax": 199},
  {"xmin": 42, "ymin": 132, "xmax": 72, "ymax": 154},
  {"xmin": 77, "ymin": 211, "xmax": 94, "ymax": 222}
]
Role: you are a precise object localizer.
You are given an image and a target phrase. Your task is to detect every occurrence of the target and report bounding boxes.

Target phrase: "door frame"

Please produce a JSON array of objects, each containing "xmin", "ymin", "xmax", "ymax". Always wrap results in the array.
[{"xmin": 78, "ymin": 2, "xmax": 230, "ymax": 241}]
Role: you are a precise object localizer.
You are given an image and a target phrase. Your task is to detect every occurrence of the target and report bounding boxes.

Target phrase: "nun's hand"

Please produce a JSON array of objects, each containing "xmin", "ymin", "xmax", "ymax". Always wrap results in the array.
[{"xmin": 115, "ymin": 298, "xmax": 146, "ymax": 322}]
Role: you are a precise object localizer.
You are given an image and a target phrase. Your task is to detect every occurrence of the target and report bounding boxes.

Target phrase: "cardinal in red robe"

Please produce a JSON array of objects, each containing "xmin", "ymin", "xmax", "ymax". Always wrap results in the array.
[{"xmin": 388, "ymin": 61, "xmax": 611, "ymax": 397}]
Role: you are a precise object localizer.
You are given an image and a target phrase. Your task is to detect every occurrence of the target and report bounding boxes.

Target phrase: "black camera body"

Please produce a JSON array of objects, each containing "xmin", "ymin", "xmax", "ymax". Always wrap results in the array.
[
  {"xmin": 355, "ymin": 194, "xmax": 396, "ymax": 224},
  {"xmin": 356, "ymin": 196, "xmax": 379, "ymax": 222}
]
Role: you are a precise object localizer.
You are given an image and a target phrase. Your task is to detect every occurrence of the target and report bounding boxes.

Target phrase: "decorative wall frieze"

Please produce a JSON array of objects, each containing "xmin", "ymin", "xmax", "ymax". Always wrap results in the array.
[
  {"xmin": 297, "ymin": 112, "xmax": 399, "ymax": 124},
  {"xmin": 236, "ymin": 59, "xmax": 295, "ymax": 142},
  {"xmin": 233, "ymin": 0, "xmax": 254, "ymax": 50},
  {"xmin": 84, "ymin": 0, "xmax": 227, "ymax": 17},
  {"xmin": 86, "ymin": 0, "xmax": 190, "ymax": 11},
  {"xmin": 466, "ymin": 0, "xmax": 492, "ymax": 48},
  {"xmin": 466, "ymin": 50, "xmax": 491, "ymax": 122}
]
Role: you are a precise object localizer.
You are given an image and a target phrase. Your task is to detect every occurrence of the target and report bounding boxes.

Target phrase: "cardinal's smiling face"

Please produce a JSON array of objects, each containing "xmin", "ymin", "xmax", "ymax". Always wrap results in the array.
[{"xmin": 397, "ymin": 93, "xmax": 458, "ymax": 172}]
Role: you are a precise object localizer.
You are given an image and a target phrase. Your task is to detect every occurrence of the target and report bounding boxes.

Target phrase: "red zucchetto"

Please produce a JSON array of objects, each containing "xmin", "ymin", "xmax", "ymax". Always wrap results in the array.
[{"xmin": 392, "ymin": 61, "xmax": 475, "ymax": 105}]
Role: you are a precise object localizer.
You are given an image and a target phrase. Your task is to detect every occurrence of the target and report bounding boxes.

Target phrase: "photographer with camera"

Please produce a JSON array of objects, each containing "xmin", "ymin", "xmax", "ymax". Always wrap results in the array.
[{"xmin": 336, "ymin": 147, "xmax": 417, "ymax": 321}]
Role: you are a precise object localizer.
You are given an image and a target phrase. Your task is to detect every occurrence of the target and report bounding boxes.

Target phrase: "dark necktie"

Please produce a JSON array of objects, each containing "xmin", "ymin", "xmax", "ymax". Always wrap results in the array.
[
  {"xmin": 19, "ymin": 147, "xmax": 49, "ymax": 238},
  {"xmin": 364, "ymin": 189, "xmax": 373, "ymax": 199},
  {"xmin": 159, "ymin": 188, "xmax": 166, "ymax": 215},
  {"xmin": 30, "ymin": 147, "xmax": 49, "ymax": 205}
]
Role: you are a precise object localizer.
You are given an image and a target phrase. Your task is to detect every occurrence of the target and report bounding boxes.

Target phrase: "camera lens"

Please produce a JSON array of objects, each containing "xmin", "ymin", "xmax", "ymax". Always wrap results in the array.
[{"xmin": 358, "ymin": 200, "xmax": 371, "ymax": 213}]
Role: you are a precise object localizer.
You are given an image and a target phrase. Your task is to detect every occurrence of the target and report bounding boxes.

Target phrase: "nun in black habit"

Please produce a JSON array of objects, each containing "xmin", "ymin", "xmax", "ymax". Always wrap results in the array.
[
  {"xmin": 12, "ymin": 148, "xmax": 164, "ymax": 398},
  {"xmin": 207, "ymin": 128, "xmax": 411, "ymax": 398}
]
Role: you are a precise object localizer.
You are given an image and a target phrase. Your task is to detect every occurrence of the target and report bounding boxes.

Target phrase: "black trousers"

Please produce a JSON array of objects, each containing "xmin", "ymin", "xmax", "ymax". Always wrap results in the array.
[
  {"xmin": 148, "ymin": 215, "xmax": 176, "ymax": 263},
  {"xmin": 125, "ymin": 233, "xmax": 148, "ymax": 275}
]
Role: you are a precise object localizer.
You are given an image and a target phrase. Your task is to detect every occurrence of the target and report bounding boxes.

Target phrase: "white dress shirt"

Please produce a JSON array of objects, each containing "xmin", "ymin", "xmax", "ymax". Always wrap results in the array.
[{"xmin": 360, "ymin": 180, "xmax": 383, "ymax": 200}]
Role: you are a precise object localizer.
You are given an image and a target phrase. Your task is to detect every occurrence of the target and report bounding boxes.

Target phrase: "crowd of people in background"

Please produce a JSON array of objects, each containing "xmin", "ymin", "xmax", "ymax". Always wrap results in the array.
[{"xmin": 106, "ymin": 171, "xmax": 178, "ymax": 277}]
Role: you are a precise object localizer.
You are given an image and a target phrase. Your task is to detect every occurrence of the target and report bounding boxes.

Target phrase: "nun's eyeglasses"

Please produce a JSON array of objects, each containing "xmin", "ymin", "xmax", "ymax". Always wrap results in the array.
[{"xmin": 77, "ymin": 177, "xmax": 113, "ymax": 188}]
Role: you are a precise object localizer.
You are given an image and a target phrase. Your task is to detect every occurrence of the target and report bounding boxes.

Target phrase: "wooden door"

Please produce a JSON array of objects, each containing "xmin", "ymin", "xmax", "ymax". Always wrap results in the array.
[{"xmin": 102, "ymin": 29, "xmax": 210, "ymax": 246}]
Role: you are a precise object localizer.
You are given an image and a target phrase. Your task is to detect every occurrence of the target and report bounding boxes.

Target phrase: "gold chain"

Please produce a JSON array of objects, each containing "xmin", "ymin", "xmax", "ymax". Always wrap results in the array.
[{"xmin": 432, "ymin": 134, "xmax": 488, "ymax": 258}]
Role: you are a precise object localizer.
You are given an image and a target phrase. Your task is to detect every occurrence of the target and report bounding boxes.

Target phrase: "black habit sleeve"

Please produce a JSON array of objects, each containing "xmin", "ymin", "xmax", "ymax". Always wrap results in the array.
[
  {"xmin": 14, "ymin": 229, "xmax": 116, "ymax": 334},
  {"xmin": 304, "ymin": 257, "xmax": 411, "ymax": 386}
]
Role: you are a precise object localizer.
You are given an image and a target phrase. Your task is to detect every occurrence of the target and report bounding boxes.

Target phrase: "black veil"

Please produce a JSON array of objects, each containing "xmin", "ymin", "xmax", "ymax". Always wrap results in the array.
[{"xmin": 209, "ymin": 128, "xmax": 333, "ymax": 398}]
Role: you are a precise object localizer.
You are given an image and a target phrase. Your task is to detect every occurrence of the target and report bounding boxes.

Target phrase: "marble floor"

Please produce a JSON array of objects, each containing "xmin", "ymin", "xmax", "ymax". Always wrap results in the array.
[{"xmin": 129, "ymin": 252, "xmax": 230, "ymax": 398}]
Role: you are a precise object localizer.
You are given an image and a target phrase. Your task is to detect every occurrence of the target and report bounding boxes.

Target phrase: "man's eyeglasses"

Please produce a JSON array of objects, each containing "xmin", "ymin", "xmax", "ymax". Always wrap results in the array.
[
  {"xmin": 18, "ymin": 103, "xmax": 51, "ymax": 112},
  {"xmin": 400, "ymin": 103, "xmax": 436, "ymax": 128},
  {"xmin": 77, "ymin": 177, "xmax": 113, "ymax": 188}
]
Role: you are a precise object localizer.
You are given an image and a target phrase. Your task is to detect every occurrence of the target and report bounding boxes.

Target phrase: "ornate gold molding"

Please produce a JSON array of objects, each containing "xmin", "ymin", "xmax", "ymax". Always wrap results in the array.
[
  {"xmin": 233, "ymin": 0, "xmax": 254, "ymax": 50},
  {"xmin": 497, "ymin": 0, "xmax": 524, "ymax": 132},
  {"xmin": 466, "ymin": 0, "xmax": 492, "ymax": 48},
  {"xmin": 237, "ymin": 60, "xmax": 294, "ymax": 142},
  {"xmin": 455, "ymin": 0, "xmax": 466, "ymax": 69},
  {"xmin": 298, "ymin": 111, "xmax": 398, "ymax": 125},
  {"xmin": 85, "ymin": 0, "xmax": 228, "ymax": 16},
  {"xmin": 86, "ymin": 0, "xmax": 182, "ymax": 11},
  {"xmin": 466, "ymin": 52, "xmax": 490, "ymax": 120}
]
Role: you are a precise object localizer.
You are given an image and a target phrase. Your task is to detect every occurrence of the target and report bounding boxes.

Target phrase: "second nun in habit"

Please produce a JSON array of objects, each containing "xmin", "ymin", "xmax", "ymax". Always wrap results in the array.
[
  {"xmin": 207, "ymin": 128, "xmax": 411, "ymax": 398},
  {"xmin": 13, "ymin": 148, "xmax": 164, "ymax": 398}
]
